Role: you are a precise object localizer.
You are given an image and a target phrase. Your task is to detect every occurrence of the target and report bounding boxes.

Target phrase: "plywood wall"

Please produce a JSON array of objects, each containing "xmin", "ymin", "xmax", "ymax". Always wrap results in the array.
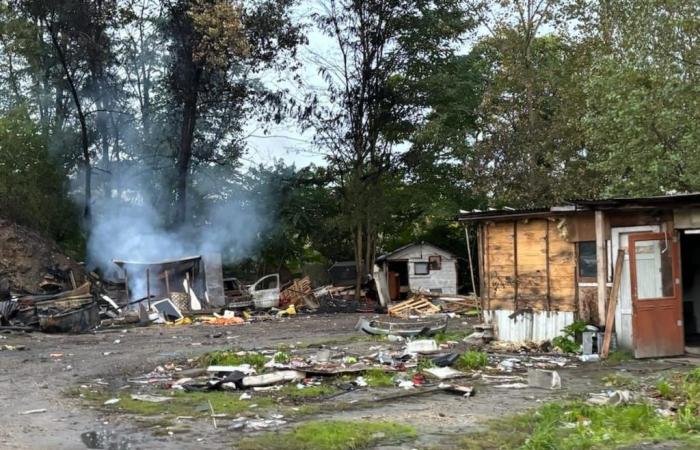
[{"xmin": 482, "ymin": 218, "xmax": 576, "ymax": 312}]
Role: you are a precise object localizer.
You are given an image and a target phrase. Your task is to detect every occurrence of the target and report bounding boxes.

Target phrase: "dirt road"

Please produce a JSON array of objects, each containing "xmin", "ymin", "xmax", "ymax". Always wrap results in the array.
[{"xmin": 1, "ymin": 314, "xmax": 693, "ymax": 450}]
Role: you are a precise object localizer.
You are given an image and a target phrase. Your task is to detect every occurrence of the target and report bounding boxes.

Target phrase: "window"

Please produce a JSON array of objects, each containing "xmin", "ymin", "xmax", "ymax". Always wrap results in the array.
[
  {"xmin": 578, "ymin": 241, "xmax": 597, "ymax": 278},
  {"xmin": 428, "ymin": 255, "xmax": 442, "ymax": 270},
  {"xmin": 414, "ymin": 262, "xmax": 429, "ymax": 275}
]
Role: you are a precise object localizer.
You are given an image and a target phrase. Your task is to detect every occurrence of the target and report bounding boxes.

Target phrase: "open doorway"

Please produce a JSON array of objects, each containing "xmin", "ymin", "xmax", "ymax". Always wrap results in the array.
[
  {"xmin": 681, "ymin": 231, "xmax": 700, "ymax": 350},
  {"xmin": 387, "ymin": 260, "xmax": 409, "ymax": 301}
]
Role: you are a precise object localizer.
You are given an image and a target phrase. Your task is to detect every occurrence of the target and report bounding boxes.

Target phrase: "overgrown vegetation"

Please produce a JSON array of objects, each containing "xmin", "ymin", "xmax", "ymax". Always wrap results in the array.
[
  {"xmin": 237, "ymin": 420, "xmax": 416, "ymax": 450},
  {"xmin": 363, "ymin": 369, "xmax": 395, "ymax": 388},
  {"xmin": 455, "ymin": 351, "xmax": 488, "ymax": 370},
  {"xmin": 551, "ymin": 320, "xmax": 587, "ymax": 354},
  {"xmin": 606, "ymin": 350, "xmax": 634, "ymax": 364}
]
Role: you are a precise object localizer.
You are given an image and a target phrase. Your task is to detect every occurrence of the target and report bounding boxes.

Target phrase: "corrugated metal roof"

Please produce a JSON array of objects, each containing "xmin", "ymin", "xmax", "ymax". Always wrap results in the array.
[
  {"xmin": 457, "ymin": 207, "xmax": 552, "ymax": 221},
  {"xmin": 457, "ymin": 192, "xmax": 700, "ymax": 221}
]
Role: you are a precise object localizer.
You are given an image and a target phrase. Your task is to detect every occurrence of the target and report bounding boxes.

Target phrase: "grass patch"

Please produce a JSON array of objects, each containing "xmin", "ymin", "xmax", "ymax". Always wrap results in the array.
[
  {"xmin": 364, "ymin": 369, "xmax": 395, "ymax": 387},
  {"xmin": 458, "ymin": 401, "xmax": 700, "ymax": 450},
  {"xmin": 196, "ymin": 350, "xmax": 267, "ymax": 371},
  {"xmin": 434, "ymin": 330, "xmax": 470, "ymax": 344},
  {"xmin": 276, "ymin": 384, "xmax": 338, "ymax": 399},
  {"xmin": 237, "ymin": 420, "xmax": 416, "ymax": 450},
  {"xmin": 606, "ymin": 350, "xmax": 634, "ymax": 364},
  {"xmin": 79, "ymin": 388, "xmax": 273, "ymax": 418},
  {"xmin": 455, "ymin": 350, "xmax": 488, "ymax": 370}
]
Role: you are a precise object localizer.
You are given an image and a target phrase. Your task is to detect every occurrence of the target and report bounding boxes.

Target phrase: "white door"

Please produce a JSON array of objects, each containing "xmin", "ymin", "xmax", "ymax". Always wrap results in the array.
[
  {"xmin": 612, "ymin": 225, "xmax": 660, "ymax": 349},
  {"xmin": 250, "ymin": 274, "xmax": 280, "ymax": 309}
]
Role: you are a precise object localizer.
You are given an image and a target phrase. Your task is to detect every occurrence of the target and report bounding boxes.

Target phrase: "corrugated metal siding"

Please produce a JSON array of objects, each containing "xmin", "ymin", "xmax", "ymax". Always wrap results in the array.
[{"xmin": 484, "ymin": 310, "xmax": 575, "ymax": 342}]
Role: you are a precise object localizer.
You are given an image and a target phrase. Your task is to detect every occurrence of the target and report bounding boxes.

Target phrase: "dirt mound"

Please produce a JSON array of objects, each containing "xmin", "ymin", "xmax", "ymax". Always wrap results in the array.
[{"xmin": 0, "ymin": 219, "xmax": 86, "ymax": 293}]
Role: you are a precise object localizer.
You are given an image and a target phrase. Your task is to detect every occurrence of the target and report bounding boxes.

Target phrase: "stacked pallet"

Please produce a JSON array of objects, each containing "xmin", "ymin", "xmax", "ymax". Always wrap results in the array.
[{"xmin": 388, "ymin": 295, "xmax": 441, "ymax": 318}]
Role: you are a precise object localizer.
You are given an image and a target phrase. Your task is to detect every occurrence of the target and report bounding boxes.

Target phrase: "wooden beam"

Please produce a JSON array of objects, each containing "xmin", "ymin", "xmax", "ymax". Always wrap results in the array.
[
  {"xmin": 513, "ymin": 221, "xmax": 519, "ymax": 311},
  {"xmin": 545, "ymin": 220, "xmax": 551, "ymax": 312},
  {"xmin": 595, "ymin": 210, "xmax": 607, "ymax": 326},
  {"xmin": 602, "ymin": 249, "xmax": 625, "ymax": 358}
]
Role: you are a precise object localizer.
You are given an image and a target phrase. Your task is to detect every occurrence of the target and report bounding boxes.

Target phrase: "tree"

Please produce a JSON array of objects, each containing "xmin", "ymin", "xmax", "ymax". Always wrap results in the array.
[
  {"xmin": 576, "ymin": 0, "xmax": 700, "ymax": 195},
  {"xmin": 15, "ymin": 0, "xmax": 121, "ymax": 222},
  {"xmin": 164, "ymin": 0, "xmax": 304, "ymax": 225},
  {"xmin": 306, "ymin": 0, "xmax": 474, "ymax": 298}
]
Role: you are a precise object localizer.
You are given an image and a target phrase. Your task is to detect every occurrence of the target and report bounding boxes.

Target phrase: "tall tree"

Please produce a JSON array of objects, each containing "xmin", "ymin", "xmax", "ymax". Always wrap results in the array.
[
  {"xmin": 306, "ymin": 0, "xmax": 474, "ymax": 298},
  {"xmin": 164, "ymin": 0, "xmax": 304, "ymax": 225}
]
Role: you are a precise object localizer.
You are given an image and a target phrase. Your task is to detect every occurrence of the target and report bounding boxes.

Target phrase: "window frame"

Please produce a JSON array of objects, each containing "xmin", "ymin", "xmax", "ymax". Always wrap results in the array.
[
  {"xmin": 414, "ymin": 261, "xmax": 430, "ymax": 276},
  {"xmin": 577, "ymin": 241, "xmax": 597, "ymax": 281},
  {"xmin": 428, "ymin": 255, "xmax": 442, "ymax": 271}
]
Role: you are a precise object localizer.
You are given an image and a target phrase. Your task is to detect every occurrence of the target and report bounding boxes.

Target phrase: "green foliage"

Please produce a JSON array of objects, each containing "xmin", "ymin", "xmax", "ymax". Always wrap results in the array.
[
  {"xmin": 237, "ymin": 420, "xmax": 416, "ymax": 450},
  {"xmin": 552, "ymin": 320, "xmax": 587, "ymax": 354},
  {"xmin": 196, "ymin": 351, "xmax": 267, "ymax": 372},
  {"xmin": 273, "ymin": 351, "xmax": 290, "ymax": 364},
  {"xmin": 657, "ymin": 380, "xmax": 674, "ymax": 400},
  {"xmin": 277, "ymin": 384, "xmax": 337, "ymax": 400},
  {"xmin": 0, "ymin": 106, "xmax": 80, "ymax": 244},
  {"xmin": 455, "ymin": 351, "xmax": 488, "ymax": 370},
  {"xmin": 363, "ymin": 369, "xmax": 395, "ymax": 388},
  {"xmin": 459, "ymin": 401, "xmax": 700, "ymax": 450},
  {"xmin": 606, "ymin": 350, "xmax": 634, "ymax": 364}
]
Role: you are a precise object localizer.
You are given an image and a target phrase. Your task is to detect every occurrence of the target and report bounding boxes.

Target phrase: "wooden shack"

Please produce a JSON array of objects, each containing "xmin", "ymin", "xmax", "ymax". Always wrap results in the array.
[{"xmin": 459, "ymin": 193, "xmax": 700, "ymax": 358}]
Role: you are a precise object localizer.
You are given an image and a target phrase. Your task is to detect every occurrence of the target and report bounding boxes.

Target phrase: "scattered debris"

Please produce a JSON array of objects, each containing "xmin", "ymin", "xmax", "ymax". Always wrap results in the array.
[
  {"xmin": 130, "ymin": 394, "xmax": 174, "ymax": 403},
  {"xmin": 424, "ymin": 367, "xmax": 465, "ymax": 380},
  {"xmin": 19, "ymin": 408, "xmax": 47, "ymax": 415},
  {"xmin": 527, "ymin": 369, "xmax": 562, "ymax": 390},
  {"xmin": 242, "ymin": 370, "xmax": 306, "ymax": 387},
  {"xmin": 356, "ymin": 315, "xmax": 448, "ymax": 337}
]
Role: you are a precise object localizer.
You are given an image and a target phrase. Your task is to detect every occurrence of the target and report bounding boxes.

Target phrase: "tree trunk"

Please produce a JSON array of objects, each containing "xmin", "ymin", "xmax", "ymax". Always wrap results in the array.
[
  {"xmin": 47, "ymin": 22, "xmax": 91, "ymax": 221},
  {"xmin": 174, "ymin": 90, "xmax": 198, "ymax": 225},
  {"xmin": 354, "ymin": 221, "xmax": 363, "ymax": 301}
]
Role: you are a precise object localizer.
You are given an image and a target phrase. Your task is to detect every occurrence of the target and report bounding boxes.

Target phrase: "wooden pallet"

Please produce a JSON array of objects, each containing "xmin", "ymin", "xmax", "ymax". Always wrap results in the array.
[{"xmin": 388, "ymin": 296, "xmax": 441, "ymax": 317}]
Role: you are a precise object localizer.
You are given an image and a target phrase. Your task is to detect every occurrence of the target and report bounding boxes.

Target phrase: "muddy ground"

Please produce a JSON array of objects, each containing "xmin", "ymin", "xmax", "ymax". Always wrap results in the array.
[{"xmin": 1, "ymin": 313, "xmax": 698, "ymax": 450}]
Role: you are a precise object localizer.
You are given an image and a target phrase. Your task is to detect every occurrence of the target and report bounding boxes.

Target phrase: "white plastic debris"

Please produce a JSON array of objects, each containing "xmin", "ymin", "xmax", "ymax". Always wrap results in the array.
[
  {"xmin": 424, "ymin": 367, "xmax": 464, "ymax": 380},
  {"xmin": 405, "ymin": 339, "xmax": 439, "ymax": 354},
  {"xmin": 130, "ymin": 394, "xmax": 174, "ymax": 403},
  {"xmin": 242, "ymin": 370, "xmax": 306, "ymax": 387},
  {"xmin": 527, "ymin": 369, "xmax": 562, "ymax": 390},
  {"xmin": 19, "ymin": 409, "xmax": 47, "ymax": 415},
  {"xmin": 207, "ymin": 364, "xmax": 255, "ymax": 374},
  {"xmin": 103, "ymin": 398, "xmax": 120, "ymax": 405}
]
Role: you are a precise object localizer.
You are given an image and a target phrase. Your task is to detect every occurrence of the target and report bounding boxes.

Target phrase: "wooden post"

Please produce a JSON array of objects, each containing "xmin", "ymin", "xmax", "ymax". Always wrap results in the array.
[
  {"xmin": 602, "ymin": 249, "xmax": 625, "ymax": 358},
  {"xmin": 513, "ymin": 221, "xmax": 519, "ymax": 311},
  {"xmin": 464, "ymin": 224, "xmax": 480, "ymax": 319},
  {"xmin": 545, "ymin": 220, "xmax": 551, "ymax": 312},
  {"xmin": 164, "ymin": 269, "xmax": 171, "ymax": 295},
  {"xmin": 595, "ymin": 210, "xmax": 607, "ymax": 326},
  {"xmin": 124, "ymin": 269, "xmax": 129, "ymax": 301},
  {"xmin": 146, "ymin": 268, "xmax": 151, "ymax": 309}
]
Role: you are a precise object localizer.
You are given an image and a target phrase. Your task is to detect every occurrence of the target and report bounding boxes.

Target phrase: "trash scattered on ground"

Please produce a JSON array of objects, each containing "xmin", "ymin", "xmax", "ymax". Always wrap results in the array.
[
  {"xmin": 130, "ymin": 394, "xmax": 174, "ymax": 403},
  {"xmin": 19, "ymin": 408, "xmax": 47, "ymax": 415},
  {"xmin": 424, "ymin": 367, "xmax": 465, "ymax": 380},
  {"xmin": 527, "ymin": 369, "xmax": 562, "ymax": 390}
]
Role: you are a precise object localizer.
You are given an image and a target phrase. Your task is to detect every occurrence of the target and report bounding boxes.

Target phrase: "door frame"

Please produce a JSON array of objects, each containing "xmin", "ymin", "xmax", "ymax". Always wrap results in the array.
[
  {"xmin": 628, "ymin": 231, "xmax": 684, "ymax": 357},
  {"xmin": 611, "ymin": 225, "xmax": 660, "ymax": 349}
]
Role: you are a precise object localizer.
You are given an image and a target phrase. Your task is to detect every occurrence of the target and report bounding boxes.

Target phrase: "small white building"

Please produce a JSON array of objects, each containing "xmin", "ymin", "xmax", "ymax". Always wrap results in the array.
[{"xmin": 376, "ymin": 243, "xmax": 458, "ymax": 301}]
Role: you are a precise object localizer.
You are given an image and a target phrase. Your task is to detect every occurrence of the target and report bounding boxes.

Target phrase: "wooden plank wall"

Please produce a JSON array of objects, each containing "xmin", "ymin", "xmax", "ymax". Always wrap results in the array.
[{"xmin": 484, "ymin": 218, "xmax": 576, "ymax": 312}]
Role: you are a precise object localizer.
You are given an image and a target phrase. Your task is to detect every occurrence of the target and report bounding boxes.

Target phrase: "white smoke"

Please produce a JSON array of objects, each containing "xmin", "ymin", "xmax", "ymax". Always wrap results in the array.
[{"xmin": 83, "ymin": 162, "xmax": 269, "ymax": 297}]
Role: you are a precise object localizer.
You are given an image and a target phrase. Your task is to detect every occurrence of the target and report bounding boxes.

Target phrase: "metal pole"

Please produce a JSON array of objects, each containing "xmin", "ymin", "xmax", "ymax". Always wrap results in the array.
[
  {"xmin": 146, "ymin": 268, "xmax": 151, "ymax": 309},
  {"xmin": 164, "ymin": 269, "xmax": 170, "ymax": 295},
  {"xmin": 124, "ymin": 268, "xmax": 129, "ymax": 301},
  {"xmin": 464, "ymin": 224, "xmax": 481, "ymax": 320}
]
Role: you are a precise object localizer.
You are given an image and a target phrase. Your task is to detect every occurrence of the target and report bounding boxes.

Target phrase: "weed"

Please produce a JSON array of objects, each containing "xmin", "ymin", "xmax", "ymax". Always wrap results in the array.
[
  {"xmin": 656, "ymin": 379, "xmax": 674, "ymax": 399},
  {"xmin": 196, "ymin": 350, "xmax": 267, "ymax": 371},
  {"xmin": 417, "ymin": 358, "xmax": 435, "ymax": 371},
  {"xmin": 606, "ymin": 350, "xmax": 634, "ymax": 363},
  {"xmin": 551, "ymin": 320, "xmax": 587, "ymax": 354},
  {"xmin": 274, "ymin": 351, "xmax": 290, "ymax": 364},
  {"xmin": 434, "ymin": 330, "xmax": 469, "ymax": 344},
  {"xmin": 237, "ymin": 420, "xmax": 416, "ymax": 450},
  {"xmin": 364, "ymin": 369, "xmax": 395, "ymax": 387},
  {"xmin": 455, "ymin": 350, "xmax": 488, "ymax": 370}
]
